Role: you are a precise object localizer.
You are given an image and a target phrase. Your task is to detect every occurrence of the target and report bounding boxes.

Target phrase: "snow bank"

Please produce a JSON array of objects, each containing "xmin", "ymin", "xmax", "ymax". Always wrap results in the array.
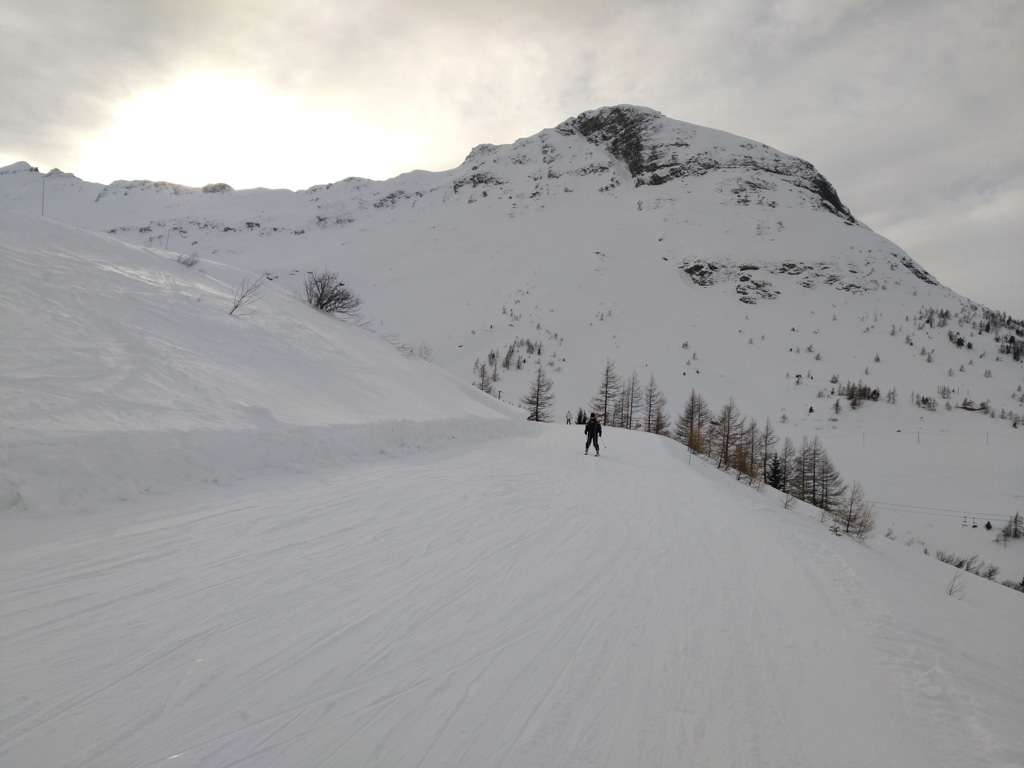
[
  {"xmin": 1, "ymin": 416, "xmax": 525, "ymax": 514},
  {"xmin": 0, "ymin": 210, "xmax": 520, "ymax": 514}
]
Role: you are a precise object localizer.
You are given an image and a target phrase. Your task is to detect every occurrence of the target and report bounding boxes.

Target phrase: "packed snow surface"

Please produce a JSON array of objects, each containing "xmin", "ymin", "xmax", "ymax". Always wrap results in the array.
[
  {"xmin": 2, "ymin": 210, "xmax": 1022, "ymax": 766},
  {"xmin": 4, "ymin": 426, "xmax": 1022, "ymax": 768}
]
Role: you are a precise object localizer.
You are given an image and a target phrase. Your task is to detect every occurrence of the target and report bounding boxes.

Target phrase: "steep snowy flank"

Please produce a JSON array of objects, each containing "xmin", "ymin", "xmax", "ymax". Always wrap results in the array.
[{"xmin": 0, "ymin": 210, "xmax": 518, "ymax": 512}]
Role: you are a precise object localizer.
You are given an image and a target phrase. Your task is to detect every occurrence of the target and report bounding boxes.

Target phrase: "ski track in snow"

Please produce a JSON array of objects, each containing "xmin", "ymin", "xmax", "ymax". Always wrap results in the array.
[{"xmin": 3, "ymin": 426, "xmax": 1019, "ymax": 768}]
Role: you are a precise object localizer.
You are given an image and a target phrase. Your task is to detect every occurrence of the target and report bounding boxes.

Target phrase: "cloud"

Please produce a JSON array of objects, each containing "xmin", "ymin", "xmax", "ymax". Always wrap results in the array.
[{"xmin": 2, "ymin": 0, "xmax": 1021, "ymax": 313}]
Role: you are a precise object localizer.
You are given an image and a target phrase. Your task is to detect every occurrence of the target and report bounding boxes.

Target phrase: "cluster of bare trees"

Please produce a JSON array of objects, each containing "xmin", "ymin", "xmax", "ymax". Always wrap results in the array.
[
  {"xmin": 670, "ymin": 386, "xmax": 875, "ymax": 538},
  {"xmin": 589, "ymin": 359, "xmax": 669, "ymax": 434},
  {"xmin": 996, "ymin": 513, "xmax": 1023, "ymax": 545},
  {"xmin": 475, "ymin": 338, "xmax": 548, "ymax": 396}
]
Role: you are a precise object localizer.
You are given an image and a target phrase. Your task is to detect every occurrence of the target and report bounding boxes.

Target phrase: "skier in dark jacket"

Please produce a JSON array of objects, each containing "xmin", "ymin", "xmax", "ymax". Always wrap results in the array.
[{"xmin": 584, "ymin": 413, "xmax": 602, "ymax": 455}]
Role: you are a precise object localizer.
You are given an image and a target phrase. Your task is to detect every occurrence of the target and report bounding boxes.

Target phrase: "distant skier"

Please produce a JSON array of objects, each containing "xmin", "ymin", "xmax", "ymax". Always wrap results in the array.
[
  {"xmin": 566, "ymin": 410, "xmax": 573, "ymax": 425},
  {"xmin": 584, "ymin": 413, "xmax": 602, "ymax": 456}
]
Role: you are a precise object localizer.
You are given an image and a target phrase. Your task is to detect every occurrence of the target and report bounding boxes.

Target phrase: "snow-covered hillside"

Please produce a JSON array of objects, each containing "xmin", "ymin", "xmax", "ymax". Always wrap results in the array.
[
  {"xmin": 1, "ymin": 208, "xmax": 1022, "ymax": 767},
  {"xmin": 0, "ymin": 210, "xmax": 515, "ymax": 512},
  {"xmin": 2, "ymin": 104, "xmax": 1020, "ymax": 580}
]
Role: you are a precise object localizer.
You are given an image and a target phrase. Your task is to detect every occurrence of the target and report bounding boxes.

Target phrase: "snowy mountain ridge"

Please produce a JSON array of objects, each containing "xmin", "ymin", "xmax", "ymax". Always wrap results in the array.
[
  {"xmin": 1, "ymin": 105, "xmax": 930, "ymax": 286},
  {"xmin": 3, "ymin": 104, "xmax": 951, "ymax": 342}
]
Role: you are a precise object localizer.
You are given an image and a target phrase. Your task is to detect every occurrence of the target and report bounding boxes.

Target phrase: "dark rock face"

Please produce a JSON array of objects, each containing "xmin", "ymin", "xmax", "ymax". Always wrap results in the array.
[{"xmin": 560, "ymin": 105, "xmax": 854, "ymax": 222}]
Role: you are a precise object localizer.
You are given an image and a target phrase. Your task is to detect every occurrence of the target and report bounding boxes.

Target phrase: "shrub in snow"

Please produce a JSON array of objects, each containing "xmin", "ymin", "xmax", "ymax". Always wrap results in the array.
[
  {"xmin": 935, "ymin": 551, "xmax": 999, "ymax": 581},
  {"xmin": 229, "ymin": 274, "xmax": 265, "ymax": 316},
  {"xmin": 304, "ymin": 269, "xmax": 363, "ymax": 317}
]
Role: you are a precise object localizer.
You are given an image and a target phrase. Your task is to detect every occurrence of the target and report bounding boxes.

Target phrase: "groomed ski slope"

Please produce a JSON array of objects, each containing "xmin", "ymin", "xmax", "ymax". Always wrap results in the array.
[{"xmin": 2, "ymin": 425, "xmax": 1021, "ymax": 768}]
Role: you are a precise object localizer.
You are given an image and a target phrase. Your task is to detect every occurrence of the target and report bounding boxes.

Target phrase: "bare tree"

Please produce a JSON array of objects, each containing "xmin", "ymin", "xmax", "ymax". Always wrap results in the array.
[
  {"xmin": 737, "ymin": 418, "xmax": 762, "ymax": 480},
  {"xmin": 946, "ymin": 571, "xmax": 965, "ymax": 599},
  {"xmin": 759, "ymin": 417, "xmax": 778, "ymax": 481},
  {"xmin": 674, "ymin": 389, "xmax": 712, "ymax": 454},
  {"xmin": 996, "ymin": 513, "xmax": 1024, "ymax": 544},
  {"xmin": 792, "ymin": 436, "xmax": 820, "ymax": 505},
  {"xmin": 474, "ymin": 361, "xmax": 494, "ymax": 395},
  {"xmin": 652, "ymin": 403, "xmax": 671, "ymax": 436},
  {"xmin": 521, "ymin": 364, "xmax": 555, "ymax": 422},
  {"xmin": 617, "ymin": 370, "xmax": 643, "ymax": 429},
  {"xmin": 590, "ymin": 358, "xmax": 621, "ymax": 422},
  {"xmin": 229, "ymin": 274, "xmax": 266, "ymax": 316},
  {"xmin": 303, "ymin": 270, "xmax": 363, "ymax": 317},
  {"xmin": 778, "ymin": 437, "xmax": 796, "ymax": 493},
  {"xmin": 712, "ymin": 398, "xmax": 744, "ymax": 470},
  {"xmin": 832, "ymin": 481, "xmax": 876, "ymax": 539},
  {"xmin": 818, "ymin": 453, "xmax": 846, "ymax": 517},
  {"xmin": 642, "ymin": 374, "xmax": 668, "ymax": 434}
]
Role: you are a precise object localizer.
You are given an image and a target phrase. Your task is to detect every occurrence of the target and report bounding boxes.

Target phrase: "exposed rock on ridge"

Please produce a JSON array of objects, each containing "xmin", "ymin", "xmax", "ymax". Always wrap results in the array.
[{"xmin": 559, "ymin": 105, "xmax": 854, "ymax": 222}]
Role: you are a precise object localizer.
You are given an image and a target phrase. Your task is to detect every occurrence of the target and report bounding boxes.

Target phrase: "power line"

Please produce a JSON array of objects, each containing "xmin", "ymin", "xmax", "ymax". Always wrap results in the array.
[{"xmin": 866, "ymin": 500, "xmax": 1019, "ymax": 523}]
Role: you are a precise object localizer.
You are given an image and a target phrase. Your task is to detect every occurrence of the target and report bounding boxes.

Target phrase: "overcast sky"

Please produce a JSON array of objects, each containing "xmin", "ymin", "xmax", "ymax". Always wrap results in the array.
[{"xmin": 2, "ymin": 0, "xmax": 1021, "ymax": 316}]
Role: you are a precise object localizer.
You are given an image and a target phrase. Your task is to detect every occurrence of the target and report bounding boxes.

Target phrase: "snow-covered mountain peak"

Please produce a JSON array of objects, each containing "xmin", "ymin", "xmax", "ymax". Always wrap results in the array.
[
  {"xmin": 0, "ymin": 160, "xmax": 39, "ymax": 176},
  {"xmin": 553, "ymin": 105, "xmax": 854, "ymax": 220}
]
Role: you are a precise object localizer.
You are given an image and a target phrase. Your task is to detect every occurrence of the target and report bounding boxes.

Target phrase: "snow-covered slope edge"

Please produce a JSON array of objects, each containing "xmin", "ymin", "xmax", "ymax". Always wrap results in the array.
[{"xmin": 0, "ymin": 210, "xmax": 521, "ymax": 513}]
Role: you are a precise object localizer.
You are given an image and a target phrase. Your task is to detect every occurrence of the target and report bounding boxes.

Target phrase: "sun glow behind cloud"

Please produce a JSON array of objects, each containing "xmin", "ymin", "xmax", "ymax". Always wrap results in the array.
[{"xmin": 77, "ymin": 74, "xmax": 423, "ymax": 189}]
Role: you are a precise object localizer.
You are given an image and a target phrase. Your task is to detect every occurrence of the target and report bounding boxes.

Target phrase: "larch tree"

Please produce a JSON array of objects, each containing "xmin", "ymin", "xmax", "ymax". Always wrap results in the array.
[
  {"xmin": 759, "ymin": 418, "xmax": 778, "ymax": 481},
  {"xmin": 793, "ymin": 437, "xmax": 820, "ymax": 505},
  {"xmin": 521, "ymin": 364, "xmax": 555, "ymax": 422},
  {"xmin": 794, "ymin": 436, "xmax": 844, "ymax": 514},
  {"xmin": 589, "ymin": 358, "xmax": 621, "ymax": 422},
  {"xmin": 712, "ymin": 398, "xmax": 744, "ymax": 470},
  {"xmin": 474, "ymin": 361, "xmax": 494, "ymax": 395},
  {"xmin": 674, "ymin": 389, "xmax": 712, "ymax": 454},
  {"xmin": 737, "ymin": 418, "xmax": 762, "ymax": 480},
  {"xmin": 832, "ymin": 481, "xmax": 876, "ymax": 538},
  {"xmin": 642, "ymin": 374, "xmax": 669, "ymax": 434},
  {"xmin": 815, "ymin": 444, "xmax": 846, "ymax": 518},
  {"xmin": 778, "ymin": 436, "xmax": 796, "ymax": 493},
  {"xmin": 618, "ymin": 371, "xmax": 643, "ymax": 429},
  {"xmin": 652, "ymin": 404, "xmax": 672, "ymax": 436}
]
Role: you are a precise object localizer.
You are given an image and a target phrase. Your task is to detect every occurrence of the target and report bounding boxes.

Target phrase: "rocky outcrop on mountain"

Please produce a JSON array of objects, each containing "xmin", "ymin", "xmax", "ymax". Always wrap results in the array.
[
  {"xmin": 558, "ymin": 106, "xmax": 854, "ymax": 221},
  {"xmin": 677, "ymin": 250, "xmax": 940, "ymax": 305}
]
